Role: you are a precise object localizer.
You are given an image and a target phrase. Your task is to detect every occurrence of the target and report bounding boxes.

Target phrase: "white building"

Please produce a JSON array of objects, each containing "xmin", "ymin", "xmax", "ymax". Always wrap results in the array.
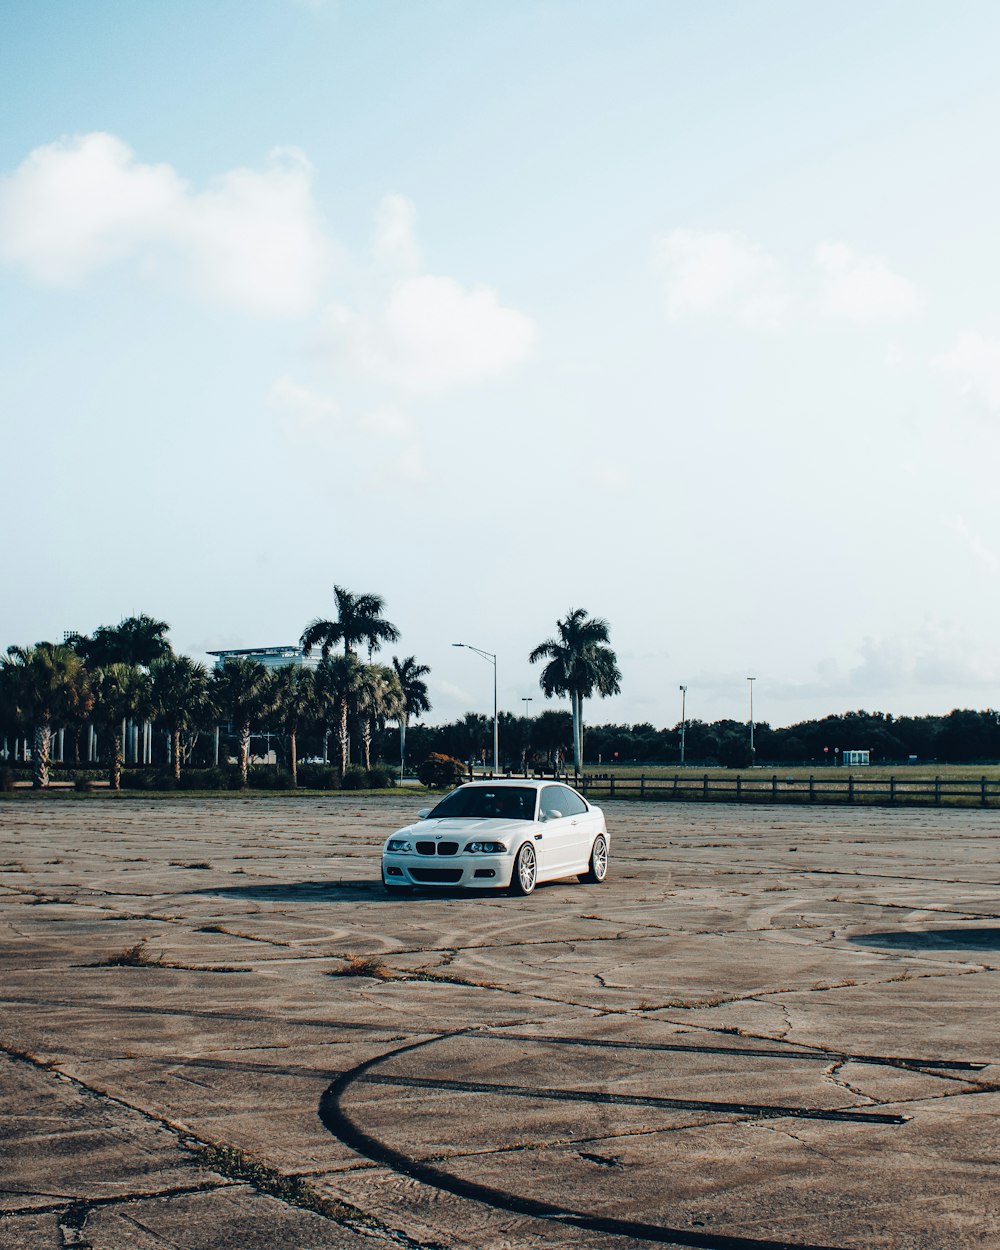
[{"xmin": 207, "ymin": 645, "xmax": 319, "ymax": 671}]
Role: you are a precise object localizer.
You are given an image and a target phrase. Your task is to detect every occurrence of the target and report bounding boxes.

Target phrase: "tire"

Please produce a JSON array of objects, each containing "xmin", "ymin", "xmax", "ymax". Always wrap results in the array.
[
  {"xmin": 508, "ymin": 842, "xmax": 537, "ymax": 896},
  {"xmin": 580, "ymin": 834, "xmax": 608, "ymax": 884},
  {"xmin": 382, "ymin": 866, "xmax": 411, "ymax": 894}
]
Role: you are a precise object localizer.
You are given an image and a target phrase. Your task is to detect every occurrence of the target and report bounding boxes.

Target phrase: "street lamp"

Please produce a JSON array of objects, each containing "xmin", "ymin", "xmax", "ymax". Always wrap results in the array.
[
  {"xmin": 453, "ymin": 643, "xmax": 498, "ymax": 777},
  {"xmin": 747, "ymin": 676, "xmax": 756, "ymax": 765},
  {"xmin": 521, "ymin": 697, "xmax": 533, "ymax": 776},
  {"xmin": 679, "ymin": 685, "xmax": 687, "ymax": 765}
]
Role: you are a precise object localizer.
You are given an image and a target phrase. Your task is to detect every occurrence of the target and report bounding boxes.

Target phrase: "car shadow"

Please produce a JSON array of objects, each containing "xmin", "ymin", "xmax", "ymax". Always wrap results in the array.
[
  {"xmin": 190, "ymin": 880, "xmax": 563, "ymax": 903},
  {"xmin": 192, "ymin": 881, "xmax": 383, "ymax": 903},
  {"xmin": 849, "ymin": 927, "xmax": 1000, "ymax": 952}
]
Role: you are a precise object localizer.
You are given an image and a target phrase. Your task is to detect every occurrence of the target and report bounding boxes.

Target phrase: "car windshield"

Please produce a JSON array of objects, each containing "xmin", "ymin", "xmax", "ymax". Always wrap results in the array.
[{"xmin": 429, "ymin": 786, "xmax": 538, "ymax": 821}]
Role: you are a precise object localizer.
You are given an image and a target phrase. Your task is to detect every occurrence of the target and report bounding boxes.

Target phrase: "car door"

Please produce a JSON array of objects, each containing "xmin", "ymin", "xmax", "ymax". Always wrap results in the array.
[{"xmin": 537, "ymin": 785, "xmax": 587, "ymax": 877}]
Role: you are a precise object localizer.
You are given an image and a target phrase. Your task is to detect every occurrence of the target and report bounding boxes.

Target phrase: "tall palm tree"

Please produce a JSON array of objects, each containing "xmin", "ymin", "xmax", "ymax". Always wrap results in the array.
[
  {"xmin": 392, "ymin": 655, "xmax": 431, "ymax": 780},
  {"xmin": 67, "ymin": 614, "xmax": 172, "ymax": 668},
  {"xmin": 1, "ymin": 643, "xmax": 92, "ymax": 788},
  {"xmin": 150, "ymin": 655, "xmax": 210, "ymax": 783},
  {"xmin": 90, "ymin": 663, "xmax": 153, "ymax": 790},
  {"xmin": 300, "ymin": 586, "xmax": 399, "ymax": 660},
  {"xmin": 314, "ymin": 654, "xmax": 362, "ymax": 781},
  {"xmin": 529, "ymin": 609, "xmax": 622, "ymax": 777},
  {"xmin": 355, "ymin": 664, "xmax": 404, "ymax": 771},
  {"xmin": 272, "ymin": 664, "xmax": 316, "ymax": 787},
  {"xmin": 209, "ymin": 658, "xmax": 278, "ymax": 788}
]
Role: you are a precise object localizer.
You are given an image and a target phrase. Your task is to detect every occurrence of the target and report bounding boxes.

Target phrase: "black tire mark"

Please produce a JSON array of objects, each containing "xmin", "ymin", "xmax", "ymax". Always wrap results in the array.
[
  {"xmin": 319, "ymin": 1036, "xmax": 856, "ymax": 1250},
  {"xmin": 360, "ymin": 1072, "xmax": 906, "ymax": 1125},
  {"xmin": 487, "ymin": 1032, "xmax": 988, "ymax": 1072}
]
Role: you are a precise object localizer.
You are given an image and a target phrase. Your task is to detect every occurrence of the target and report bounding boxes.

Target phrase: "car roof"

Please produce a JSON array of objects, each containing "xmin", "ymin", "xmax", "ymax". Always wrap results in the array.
[{"xmin": 458, "ymin": 779, "xmax": 573, "ymax": 791}]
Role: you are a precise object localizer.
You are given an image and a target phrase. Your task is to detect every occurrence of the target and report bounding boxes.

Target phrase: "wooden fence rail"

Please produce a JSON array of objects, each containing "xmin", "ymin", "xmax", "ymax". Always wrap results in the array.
[{"xmin": 576, "ymin": 773, "xmax": 1000, "ymax": 809}]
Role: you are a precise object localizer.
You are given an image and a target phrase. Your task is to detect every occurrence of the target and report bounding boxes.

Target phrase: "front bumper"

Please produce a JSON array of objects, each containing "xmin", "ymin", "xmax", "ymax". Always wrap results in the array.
[{"xmin": 382, "ymin": 852, "xmax": 514, "ymax": 888}]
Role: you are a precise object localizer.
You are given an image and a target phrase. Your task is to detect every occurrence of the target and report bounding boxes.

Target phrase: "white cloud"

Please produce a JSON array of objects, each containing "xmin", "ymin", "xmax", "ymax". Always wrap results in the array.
[
  {"xmin": 948, "ymin": 515, "xmax": 1000, "ymax": 574},
  {"xmin": 372, "ymin": 194, "xmax": 421, "ymax": 273},
  {"xmin": 815, "ymin": 242, "xmax": 923, "ymax": 323},
  {"xmin": 329, "ymin": 274, "xmax": 536, "ymax": 392},
  {"xmin": 763, "ymin": 621, "xmax": 1000, "ymax": 705},
  {"xmin": 0, "ymin": 132, "xmax": 330, "ymax": 316},
  {"xmin": 593, "ymin": 464, "xmax": 631, "ymax": 491},
  {"xmin": 359, "ymin": 405, "xmax": 413, "ymax": 437},
  {"xmin": 267, "ymin": 378, "xmax": 339, "ymax": 435},
  {"xmin": 652, "ymin": 228, "xmax": 789, "ymax": 329},
  {"xmin": 933, "ymin": 331, "xmax": 1000, "ymax": 410}
]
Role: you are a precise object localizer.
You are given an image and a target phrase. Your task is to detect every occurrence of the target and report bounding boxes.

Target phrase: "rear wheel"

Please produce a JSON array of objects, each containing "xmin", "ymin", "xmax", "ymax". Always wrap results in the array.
[
  {"xmin": 508, "ymin": 842, "xmax": 537, "ymax": 896},
  {"xmin": 580, "ymin": 834, "xmax": 608, "ymax": 884}
]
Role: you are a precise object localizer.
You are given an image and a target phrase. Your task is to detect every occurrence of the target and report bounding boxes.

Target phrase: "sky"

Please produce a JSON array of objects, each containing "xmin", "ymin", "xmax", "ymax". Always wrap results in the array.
[{"xmin": 4, "ymin": 0, "xmax": 1000, "ymax": 732}]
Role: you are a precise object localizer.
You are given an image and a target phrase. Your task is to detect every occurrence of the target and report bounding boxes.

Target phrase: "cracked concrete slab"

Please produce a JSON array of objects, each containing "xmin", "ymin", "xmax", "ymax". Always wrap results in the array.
[{"xmin": 1, "ymin": 795, "xmax": 999, "ymax": 1248}]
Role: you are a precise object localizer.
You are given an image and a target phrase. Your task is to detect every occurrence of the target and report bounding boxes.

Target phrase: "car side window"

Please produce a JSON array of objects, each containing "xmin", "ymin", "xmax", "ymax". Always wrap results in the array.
[
  {"xmin": 541, "ymin": 785, "xmax": 587, "ymax": 819},
  {"xmin": 555, "ymin": 786, "xmax": 588, "ymax": 816}
]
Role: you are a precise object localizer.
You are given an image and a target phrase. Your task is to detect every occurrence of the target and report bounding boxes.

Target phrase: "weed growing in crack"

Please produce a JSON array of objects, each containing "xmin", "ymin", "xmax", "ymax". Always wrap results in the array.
[
  {"xmin": 330, "ymin": 954, "xmax": 393, "ymax": 980},
  {"xmin": 96, "ymin": 941, "xmax": 166, "ymax": 968},
  {"xmin": 171, "ymin": 861, "xmax": 212, "ymax": 870}
]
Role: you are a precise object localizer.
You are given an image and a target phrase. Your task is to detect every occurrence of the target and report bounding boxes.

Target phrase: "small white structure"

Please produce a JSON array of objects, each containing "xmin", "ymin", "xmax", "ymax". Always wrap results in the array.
[{"xmin": 842, "ymin": 749, "xmax": 870, "ymax": 767}]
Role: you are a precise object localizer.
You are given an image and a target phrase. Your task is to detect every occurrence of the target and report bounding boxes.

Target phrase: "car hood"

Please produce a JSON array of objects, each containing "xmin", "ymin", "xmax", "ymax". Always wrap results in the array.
[{"xmin": 391, "ymin": 817, "xmax": 531, "ymax": 841}]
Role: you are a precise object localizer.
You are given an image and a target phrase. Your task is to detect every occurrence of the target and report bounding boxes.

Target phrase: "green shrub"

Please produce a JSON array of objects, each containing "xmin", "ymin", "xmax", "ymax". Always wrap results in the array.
[
  {"xmin": 365, "ymin": 766, "xmax": 395, "ymax": 789},
  {"xmin": 0, "ymin": 766, "xmax": 14, "ymax": 793},
  {"xmin": 248, "ymin": 768, "xmax": 295, "ymax": 790},
  {"xmin": 341, "ymin": 765, "xmax": 368, "ymax": 790},
  {"xmin": 297, "ymin": 764, "xmax": 340, "ymax": 790},
  {"xmin": 179, "ymin": 766, "xmax": 241, "ymax": 791},
  {"xmin": 417, "ymin": 753, "xmax": 467, "ymax": 789}
]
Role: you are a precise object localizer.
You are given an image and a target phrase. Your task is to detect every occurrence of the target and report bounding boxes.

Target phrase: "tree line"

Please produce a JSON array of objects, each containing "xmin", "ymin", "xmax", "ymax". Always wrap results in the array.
[
  {"xmin": 0, "ymin": 592, "xmax": 621, "ymax": 789},
  {"xmin": 363, "ymin": 707, "xmax": 1000, "ymax": 772},
  {"xmin": 6, "ymin": 590, "xmax": 996, "ymax": 792}
]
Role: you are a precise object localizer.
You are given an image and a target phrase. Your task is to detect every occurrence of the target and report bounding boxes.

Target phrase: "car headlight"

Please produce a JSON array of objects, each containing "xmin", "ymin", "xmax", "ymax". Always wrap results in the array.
[
  {"xmin": 464, "ymin": 841, "xmax": 508, "ymax": 854},
  {"xmin": 385, "ymin": 838, "xmax": 413, "ymax": 853}
]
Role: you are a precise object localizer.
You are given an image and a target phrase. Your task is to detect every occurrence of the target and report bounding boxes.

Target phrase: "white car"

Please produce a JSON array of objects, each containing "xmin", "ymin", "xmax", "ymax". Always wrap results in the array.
[{"xmin": 381, "ymin": 779, "xmax": 609, "ymax": 896}]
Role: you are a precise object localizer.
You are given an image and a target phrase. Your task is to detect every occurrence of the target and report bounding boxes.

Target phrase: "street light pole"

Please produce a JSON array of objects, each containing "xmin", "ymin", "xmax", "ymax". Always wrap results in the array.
[
  {"xmin": 747, "ymin": 676, "xmax": 756, "ymax": 765},
  {"xmin": 679, "ymin": 685, "xmax": 687, "ymax": 765},
  {"xmin": 453, "ymin": 643, "xmax": 498, "ymax": 777},
  {"xmin": 521, "ymin": 696, "xmax": 532, "ymax": 777}
]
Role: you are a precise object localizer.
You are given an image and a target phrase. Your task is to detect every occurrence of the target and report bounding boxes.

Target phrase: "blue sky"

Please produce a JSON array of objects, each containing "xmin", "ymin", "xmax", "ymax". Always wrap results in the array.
[{"xmin": 4, "ymin": 1, "xmax": 1000, "ymax": 730}]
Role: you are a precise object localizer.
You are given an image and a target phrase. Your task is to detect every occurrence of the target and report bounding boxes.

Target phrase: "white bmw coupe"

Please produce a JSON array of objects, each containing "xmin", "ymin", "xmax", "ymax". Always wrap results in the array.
[{"xmin": 381, "ymin": 778, "xmax": 609, "ymax": 896}]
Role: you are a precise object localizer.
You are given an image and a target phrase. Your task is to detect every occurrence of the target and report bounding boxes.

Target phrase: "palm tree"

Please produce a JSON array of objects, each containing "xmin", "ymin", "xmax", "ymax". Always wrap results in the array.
[
  {"xmin": 1, "ymin": 643, "xmax": 92, "ymax": 788},
  {"xmin": 67, "ymin": 614, "xmax": 172, "ymax": 668},
  {"xmin": 150, "ymin": 655, "xmax": 210, "ymax": 783},
  {"xmin": 90, "ymin": 664, "xmax": 153, "ymax": 790},
  {"xmin": 300, "ymin": 586, "xmax": 399, "ymax": 660},
  {"xmin": 314, "ymin": 654, "xmax": 362, "ymax": 780},
  {"xmin": 209, "ymin": 658, "xmax": 278, "ymax": 787},
  {"xmin": 356, "ymin": 664, "xmax": 405, "ymax": 771},
  {"xmin": 529, "ymin": 609, "xmax": 622, "ymax": 777},
  {"xmin": 272, "ymin": 665, "xmax": 316, "ymax": 787},
  {"xmin": 392, "ymin": 655, "xmax": 431, "ymax": 780}
]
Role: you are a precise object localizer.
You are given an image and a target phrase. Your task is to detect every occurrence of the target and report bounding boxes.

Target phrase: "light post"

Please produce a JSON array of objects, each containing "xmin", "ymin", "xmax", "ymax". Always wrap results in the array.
[
  {"xmin": 521, "ymin": 696, "xmax": 532, "ymax": 777},
  {"xmin": 453, "ymin": 643, "xmax": 498, "ymax": 777},
  {"xmin": 747, "ymin": 676, "xmax": 756, "ymax": 765},
  {"xmin": 679, "ymin": 685, "xmax": 687, "ymax": 765}
]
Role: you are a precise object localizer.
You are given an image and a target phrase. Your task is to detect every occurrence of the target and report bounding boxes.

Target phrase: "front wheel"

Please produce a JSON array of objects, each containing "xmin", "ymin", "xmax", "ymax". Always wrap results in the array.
[
  {"xmin": 508, "ymin": 842, "xmax": 537, "ymax": 896},
  {"xmin": 580, "ymin": 834, "xmax": 608, "ymax": 884}
]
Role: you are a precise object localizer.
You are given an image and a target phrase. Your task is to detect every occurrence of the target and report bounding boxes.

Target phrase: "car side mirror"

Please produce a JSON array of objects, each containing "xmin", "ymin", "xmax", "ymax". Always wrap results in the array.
[
  {"xmin": 417, "ymin": 808, "xmax": 430, "ymax": 820},
  {"xmin": 542, "ymin": 808, "xmax": 560, "ymax": 822}
]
